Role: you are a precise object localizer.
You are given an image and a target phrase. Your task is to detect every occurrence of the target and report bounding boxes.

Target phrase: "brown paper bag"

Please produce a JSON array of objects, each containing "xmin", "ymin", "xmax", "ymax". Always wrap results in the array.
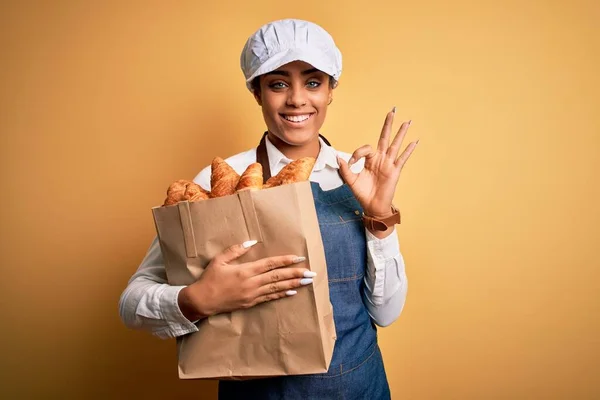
[{"xmin": 151, "ymin": 180, "xmax": 336, "ymax": 380}]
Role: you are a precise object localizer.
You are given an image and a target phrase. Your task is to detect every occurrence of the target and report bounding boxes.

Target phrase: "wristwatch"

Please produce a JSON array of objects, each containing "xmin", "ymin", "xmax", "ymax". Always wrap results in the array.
[{"xmin": 362, "ymin": 205, "xmax": 401, "ymax": 231}]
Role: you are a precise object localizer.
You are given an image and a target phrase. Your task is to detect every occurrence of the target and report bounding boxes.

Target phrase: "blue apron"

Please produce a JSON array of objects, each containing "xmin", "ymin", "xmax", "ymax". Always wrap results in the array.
[{"xmin": 218, "ymin": 133, "xmax": 391, "ymax": 399}]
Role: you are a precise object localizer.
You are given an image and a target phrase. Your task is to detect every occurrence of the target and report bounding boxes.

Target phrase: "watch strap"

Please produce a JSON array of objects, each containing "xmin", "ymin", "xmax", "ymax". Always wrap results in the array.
[{"xmin": 362, "ymin": 206, "xmax": 401, "ymax": 231}]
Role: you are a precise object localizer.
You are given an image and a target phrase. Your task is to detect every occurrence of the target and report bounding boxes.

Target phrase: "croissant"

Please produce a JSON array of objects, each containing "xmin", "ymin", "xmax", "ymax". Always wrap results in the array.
[
  {"xmin": 264, "ymin": 157, "xmax": 316, "ymax": 189},
  {"xmin": 162, "ymin": 155, "xmax": 315, "ymax": 206},
  {"xmin": 163, "ymin": 180, "xmax": 209, "ymax": 206},
  {"xmin": 236, "ymin": 163, "xmax": 263, "ymax": 192},
  {"xmin": 210, "ymin": 157, "xmax": 240, "ymax": 197},
  {"xmin": 185, "ymin": 184, "xmax": 210, "ymax": 202}
]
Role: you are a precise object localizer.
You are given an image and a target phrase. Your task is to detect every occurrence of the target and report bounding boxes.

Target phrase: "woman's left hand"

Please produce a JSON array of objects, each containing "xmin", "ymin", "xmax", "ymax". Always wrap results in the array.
[{"xmin": 337, "ymin": 108, "xmax": 419, "ymax": 219}]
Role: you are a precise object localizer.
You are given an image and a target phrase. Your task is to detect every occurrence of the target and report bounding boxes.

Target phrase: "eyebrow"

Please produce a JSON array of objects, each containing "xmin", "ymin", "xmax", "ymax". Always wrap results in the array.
[{"xmin": 264, "ymin": 68, "xmax": 320, "ymax": 77}]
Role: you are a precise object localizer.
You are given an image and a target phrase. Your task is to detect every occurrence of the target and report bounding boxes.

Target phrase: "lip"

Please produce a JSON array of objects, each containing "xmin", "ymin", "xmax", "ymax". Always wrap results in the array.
[{"xmin": 279, "ymin": 112, "xmax": 315, "ymax": 127}]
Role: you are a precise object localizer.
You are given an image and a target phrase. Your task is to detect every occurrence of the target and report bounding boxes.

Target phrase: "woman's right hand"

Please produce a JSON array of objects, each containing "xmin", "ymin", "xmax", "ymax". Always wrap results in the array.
[{"xmin": 177, "ymin": 240, "xmax": 315, "ymax": 322}]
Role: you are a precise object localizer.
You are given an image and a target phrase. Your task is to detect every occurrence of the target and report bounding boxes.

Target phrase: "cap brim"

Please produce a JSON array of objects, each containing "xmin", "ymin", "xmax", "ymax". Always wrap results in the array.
[{"xmin": 245, "ymin": 47, "xmax": 338, "ymax": 91}]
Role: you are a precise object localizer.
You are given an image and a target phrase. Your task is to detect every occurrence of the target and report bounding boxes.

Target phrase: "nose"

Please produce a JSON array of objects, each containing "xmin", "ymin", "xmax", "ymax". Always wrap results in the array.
[{"xmin": 286, "ymin": 85, "xmax": 307, "ymax": 108}]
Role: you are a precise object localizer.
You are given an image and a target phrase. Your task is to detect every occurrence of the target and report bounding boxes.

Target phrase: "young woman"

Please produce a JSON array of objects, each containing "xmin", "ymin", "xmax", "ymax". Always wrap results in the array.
[{"xmin": 120, "ymin": 18, "xmax": 418, "ymax": 399}]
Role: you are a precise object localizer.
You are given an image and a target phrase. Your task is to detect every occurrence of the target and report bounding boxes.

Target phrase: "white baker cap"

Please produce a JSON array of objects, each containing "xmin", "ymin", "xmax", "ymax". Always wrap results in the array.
[{"xmin": 240, "ymin": 19, "xmax": 342, "ymax": 91}]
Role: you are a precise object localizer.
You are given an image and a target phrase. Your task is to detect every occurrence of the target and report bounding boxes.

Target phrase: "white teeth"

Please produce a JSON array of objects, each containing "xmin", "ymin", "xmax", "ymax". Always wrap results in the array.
[{"xmin": 283, "ymin": 114, "xmax": 310, "ymax": 122}]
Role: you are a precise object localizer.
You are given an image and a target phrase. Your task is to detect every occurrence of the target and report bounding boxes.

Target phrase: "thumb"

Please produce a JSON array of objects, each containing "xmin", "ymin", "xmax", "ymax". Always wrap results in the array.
[
  {"xmin": 217, "ymin": 240, "xmax": 258, "ymax": 265},
  {"xmin": 336, "ymin": 155, "xmax": 357, "ymax": 185}
]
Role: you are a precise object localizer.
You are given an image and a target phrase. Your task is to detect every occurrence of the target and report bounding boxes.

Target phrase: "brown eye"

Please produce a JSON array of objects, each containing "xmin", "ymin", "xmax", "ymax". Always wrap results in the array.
[{"xmin": 307, "ymin": 81, "xmax": 321, "ymax": 88}]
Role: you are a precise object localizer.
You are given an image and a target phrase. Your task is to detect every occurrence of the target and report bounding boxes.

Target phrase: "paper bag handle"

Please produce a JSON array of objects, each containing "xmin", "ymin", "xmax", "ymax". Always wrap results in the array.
[
  {"xmin": 237, "ymin": 190, "xmax": 263, "ymax": 243},
  {"xmin": 176, "ymin": 191, "xmax": 263, "ymax": 259},
  {"xmin": 177, "ymin": 201, "xmax": 198, "ymax": 258}
]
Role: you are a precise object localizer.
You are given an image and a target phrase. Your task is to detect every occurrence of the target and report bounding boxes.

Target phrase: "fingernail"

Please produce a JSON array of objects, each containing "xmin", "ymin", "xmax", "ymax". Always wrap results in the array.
[
  {"xmin": 408, "ymin": 120, "xmax": 412, "ymax": 126},
  {"xmin": 293, "ymin": 256, "xmax": 306, "ymax": 263},
  {"xmin": 392, "ymin": 106, "xmax": 396, "ymax": 114},
  {"xmin": 416, "ymin": 139, "xmax": 420, "ymax": 145},
  {"xmin": 300, "ymin": 278, "xmax": 313, "ymax": 285},
  {"xmin": 303, "ymin": 271, "xmax": 317, "ymax": 278},
  {"xmin": 242, "ymin": 240, "xmax": 257, "ymax": 248},
  {"xmin": 286, "ymin": 290, "xmax": 297, "ymax": 296},
  {"xmin": 348, "ymin": 157, "xmax": 355, "ymax": 165}
]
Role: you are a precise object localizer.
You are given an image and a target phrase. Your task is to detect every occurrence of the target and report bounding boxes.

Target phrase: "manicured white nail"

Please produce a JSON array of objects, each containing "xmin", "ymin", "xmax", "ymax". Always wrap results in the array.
[
  {"xmin": 293, "ymin": 256, "xmax": 306, "ymax": 263},
  {"xmin": 286, "ymin": 290, "xmax": 297, "ymax": 296},
  {"xmin": 303, "ymin": 271, "xmax": 317, "ymax": 278},
  {"xmin": 300, "ymin": 278, "xmax": 313, "ymax": 285},
  {"xmin": 242, "ymin": 240, "xmax": 257, "ymax": 248}
]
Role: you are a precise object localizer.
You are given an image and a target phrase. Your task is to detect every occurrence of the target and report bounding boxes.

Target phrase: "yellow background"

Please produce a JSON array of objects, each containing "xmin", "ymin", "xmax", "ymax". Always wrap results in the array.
[{"xmin": 1, "ymin": 0, "xmax": 598, "ymax": 398}]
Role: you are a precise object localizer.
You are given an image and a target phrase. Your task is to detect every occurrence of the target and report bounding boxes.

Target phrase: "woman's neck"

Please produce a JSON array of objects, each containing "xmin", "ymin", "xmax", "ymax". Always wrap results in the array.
[{"xmin": 267, "ymin": 132, "xmax": 321, "ymax": 160}]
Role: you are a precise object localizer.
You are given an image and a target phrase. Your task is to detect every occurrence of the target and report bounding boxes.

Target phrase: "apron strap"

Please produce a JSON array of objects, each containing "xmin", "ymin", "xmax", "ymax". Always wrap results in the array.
[
  {"xmin": 256, "ymin": 132, "xmax": 335, "ymax": 184},
  {"xmin": 255, "ymin": 132, "xmax": 271, "ymax": 183}
]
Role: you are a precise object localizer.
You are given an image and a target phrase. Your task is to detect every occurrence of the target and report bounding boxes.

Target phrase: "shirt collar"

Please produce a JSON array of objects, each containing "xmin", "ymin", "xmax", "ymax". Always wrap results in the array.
[{"xmin": 264, "ymin": 135, "xmax": 339, "ymax": 174}]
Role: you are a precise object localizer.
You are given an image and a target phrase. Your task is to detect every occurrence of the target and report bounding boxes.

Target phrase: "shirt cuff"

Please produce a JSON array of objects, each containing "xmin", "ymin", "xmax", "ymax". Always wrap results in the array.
[
  {"xmin": 365, "ymin": 226, "xmax": 401, "ymax": 261},
  {"xmin": 365, "ymin": 226, "xmax": 401, "ymax": 303},
  {"xmin": 154, "ymin": 285, "xmax": 200, "ymax": 339}
]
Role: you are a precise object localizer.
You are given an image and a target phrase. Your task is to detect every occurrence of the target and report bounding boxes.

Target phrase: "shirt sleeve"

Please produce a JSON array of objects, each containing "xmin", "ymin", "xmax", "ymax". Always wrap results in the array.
[
  {"xmin": 362, "ymin": 227, "xmax": 409, "ymax": 327},
  {"xmin": 118, "ymin": 236, "xmax": 200, "ymax": 339},
  {"xmin": 118, "ymin": 166, "xmax": 213, "ymax": 339}
]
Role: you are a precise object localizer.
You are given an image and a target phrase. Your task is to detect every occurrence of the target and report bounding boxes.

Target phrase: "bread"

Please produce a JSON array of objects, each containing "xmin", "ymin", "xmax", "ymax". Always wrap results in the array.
[
  {"xmin": 236, "ymin": 163, "xmax": 263, "ymax": 192},
  {"xmin": 161, "ymin": 156, "xmax": 315, "ymax": 206},
  {"xmin": 210, "ymin": 157, "xmax": 240, "ymax": 197},
  {"xmin": 185, "ymin": 184, "xmax": 210, "ymax": 202},
  {"xmin": 264, "ymin": 157, "xmax": 316, "ymax": 189},
  {"xmin": 163, "ymin": 180, "xmax": 209, "ymax": 206}
]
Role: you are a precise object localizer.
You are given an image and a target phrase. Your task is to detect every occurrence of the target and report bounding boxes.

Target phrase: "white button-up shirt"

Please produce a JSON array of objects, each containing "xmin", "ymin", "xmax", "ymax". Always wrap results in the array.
[{"xmin": 119, "ymin": 136, "xmax": 408, "ymax": 339}]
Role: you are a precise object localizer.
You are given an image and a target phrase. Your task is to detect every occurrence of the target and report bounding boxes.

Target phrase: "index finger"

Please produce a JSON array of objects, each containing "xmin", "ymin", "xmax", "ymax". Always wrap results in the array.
[{"xmin": 216, "ymin": 240, "xmax": 258, "ymax": 265}]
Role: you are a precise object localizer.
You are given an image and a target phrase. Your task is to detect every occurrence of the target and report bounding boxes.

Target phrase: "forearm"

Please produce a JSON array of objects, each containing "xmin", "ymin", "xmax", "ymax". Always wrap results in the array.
[
  {"xmin": 363, "ymin": 256, "xmax": 408, "ymax": 327},
  {"xmin": 361, "ymin": 227, "xmax": 409, "ymax": 327}
]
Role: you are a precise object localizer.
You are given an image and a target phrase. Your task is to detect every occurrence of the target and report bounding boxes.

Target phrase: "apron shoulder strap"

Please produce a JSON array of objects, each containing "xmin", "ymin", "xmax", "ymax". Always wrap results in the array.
[
  {"xmin": 256, "ymin": 132, "xmax": 335, "ymax": 183},
  {"xmin": 256, "ymin": 132, "xmax": 271, "ymax": 183}
]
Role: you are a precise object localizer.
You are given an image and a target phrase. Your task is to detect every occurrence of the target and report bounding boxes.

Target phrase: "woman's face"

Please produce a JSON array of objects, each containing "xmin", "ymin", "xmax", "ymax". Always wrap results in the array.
[{"xmin": 254, "ymin": 60, "xmax": 333, "ymax": 147}]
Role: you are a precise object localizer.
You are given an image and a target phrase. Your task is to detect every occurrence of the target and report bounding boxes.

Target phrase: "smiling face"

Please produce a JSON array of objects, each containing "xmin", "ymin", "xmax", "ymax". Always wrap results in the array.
[{"xmin": 253, "ymin": 61, "xmax": 334, "ymax": 148}]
